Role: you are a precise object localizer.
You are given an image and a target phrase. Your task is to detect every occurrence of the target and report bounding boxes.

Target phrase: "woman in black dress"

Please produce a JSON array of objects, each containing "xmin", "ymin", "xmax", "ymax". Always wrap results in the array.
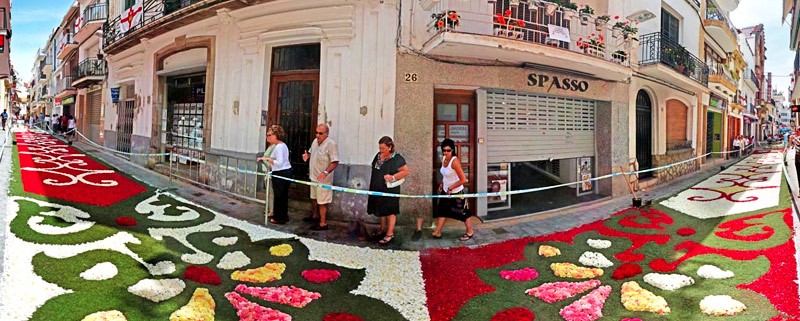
[{"xmin": 368, "ymin": 136, "xmax": 409, "ymax": 245}]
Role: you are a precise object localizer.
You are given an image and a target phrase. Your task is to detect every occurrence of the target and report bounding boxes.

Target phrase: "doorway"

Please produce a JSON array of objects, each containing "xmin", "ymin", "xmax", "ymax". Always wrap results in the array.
[
  {"xmin": 433, "ymin": 90, "xmax": 476, "ymax": 211},
  {"xmin": 116, "ymin": 99, "xmax": 134, "ymax": 155},
  {"xmin": 635, "ymin": 90, "xmax": 653, "ymax": 178}
]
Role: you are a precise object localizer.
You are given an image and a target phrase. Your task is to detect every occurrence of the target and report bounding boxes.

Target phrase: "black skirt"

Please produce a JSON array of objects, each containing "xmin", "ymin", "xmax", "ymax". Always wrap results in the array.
[{"xmin": 434, "ymin": 192, "xmax": 469, "ymax": 222}]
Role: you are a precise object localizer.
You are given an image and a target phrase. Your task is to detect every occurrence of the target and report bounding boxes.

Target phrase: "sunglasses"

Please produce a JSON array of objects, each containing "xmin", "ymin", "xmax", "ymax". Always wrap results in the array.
[
  {"xmin": 442, "ymin": 148, "xmax": 453, "ymax": 152},
  {"xmin": 266, "ymin": 133, "xmax": 274, "ymax": 137},
  {"xmin": 316, "ymin": 132, "xmax": 326, "ymax": 135}
]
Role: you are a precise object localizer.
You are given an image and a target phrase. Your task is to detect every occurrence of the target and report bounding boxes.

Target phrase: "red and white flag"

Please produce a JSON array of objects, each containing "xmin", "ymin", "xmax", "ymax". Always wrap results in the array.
[
  {"xmin": 74, "ymin": 15, "xmax": 84, "ymax": 33},
  {"xmin": 119, "ymin": 0, "xmax": 144, "ymax": 34}
]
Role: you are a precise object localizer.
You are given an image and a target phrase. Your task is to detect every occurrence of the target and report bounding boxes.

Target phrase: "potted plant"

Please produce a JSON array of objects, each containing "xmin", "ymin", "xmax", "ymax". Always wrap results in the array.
[
  {"xmin": 561, "ymin": 2, "xmax": 578, "ymax": 20},
  {"xmin": 613, "ymin": 50, "xmax": 628, "ymax": 63},
  {"xmin": 541, "ymin": 0, "xmax": 559, "ymax": 15},
  {"xmin": 431, "ymin": 10, "xmax": 461, "ymax": 31},
  {"xmin": 620, "ymin": 21, "xmax": 639, "ymax": 41},
  {"xmin": 612, "ymin": 20, "xmax": 625, "ymax": 38},
  {"xmin": 595, "ymin": 15, "xmax": 610, "ymax": 31},
  {"xmin": 578, "ymin": 5, "xmax": 594, "ymax": 25},
  {"xmin": 493, "ymin": 9, "xmax": 526, "ymax": 39},
  {"xmin": 576, "ymin": 33, "xmax": 605, "ymax": 57},
  {"xmin": 684, "ymin": 57, "xmax": 696, "ymax": 76}
]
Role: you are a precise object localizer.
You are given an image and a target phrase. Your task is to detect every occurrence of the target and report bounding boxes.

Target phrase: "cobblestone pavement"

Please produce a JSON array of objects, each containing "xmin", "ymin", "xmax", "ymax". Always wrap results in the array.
[{"xmin": 62, "ymin": 137, "xmax": 756, "ymax": 251}]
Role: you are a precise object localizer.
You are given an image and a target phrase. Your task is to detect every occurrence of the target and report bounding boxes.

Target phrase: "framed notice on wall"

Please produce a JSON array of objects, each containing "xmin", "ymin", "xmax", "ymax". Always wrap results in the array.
[
  {"xmin": 577, "ymin": 157, "xmax": 594, "ymax": 196},
  {"xmin": 487, "ymin": 163, "xmax": 511, "ymax": 211}
]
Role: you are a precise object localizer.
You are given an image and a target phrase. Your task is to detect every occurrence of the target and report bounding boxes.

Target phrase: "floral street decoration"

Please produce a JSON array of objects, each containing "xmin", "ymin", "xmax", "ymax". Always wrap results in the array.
[
  {"xmin": 432, "ymin": 10, "xmax": 460, "ymax": 31},
  {"xmin": 301, "ymin": 269, "xmax": 342, "ymax": 283},
  {"xmin": 538, "ymin": 244, "xmax": 561, "ymax": 257},
  {"xmin": 559, "ymin": 285, "xmax": 612, "ymax": 321},
  {"xmin": 526, "ymin": 280, "xmax": 601, "ymax": 303},
  {"xmin": 499, "ymin": 268, "xmax": 539, "ymax": 282},
  {"xmin": 169, "ymin": 288, "xmax": 215, "ymax": 321},
  {"xmin": 494, "ymin": 9, "xmax": 527, "ymax": 39},
  {"xmin": 231, "ymin": 263, "xmax": 286, "ymax": 283},
  {"xmin": 550, "ymin": 262, "xmax": 604, "ymax": 279},
  {"xmin": 234, "ymin": 284, "xmax": 321, "ymax": 309}
]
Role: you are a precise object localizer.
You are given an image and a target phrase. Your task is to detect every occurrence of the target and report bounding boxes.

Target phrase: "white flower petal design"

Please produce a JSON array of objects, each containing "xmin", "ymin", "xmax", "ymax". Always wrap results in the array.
[
  {"xmin": 700, "ymin": 295, "xmax": 747, "ymax": 316},
  {"xmin": 212, "ymin": 236, "xmax": 238, "ymax": 246},
  {"xmin": 697, "ymin": 265, "xmax": 735, "ymax": 279},
  {"xmin": 586, "ymin": 239, "xmax": 611, "ymax": 249},
  {"xmin": 127, "ymin": 278, "xmax": 185, "ymax": 303},
  {"xmin": 643, "ymin": 273, "xmax": 695, "ymax": 291},
  {"xmin": 217, "ymin": 251, "xmax": 251, "ymax": 270},
  {"xmin": 79, "ymin": 262, "xmax": 119, "ymax": 281},
  {"xmin": 578, "ymin": 251, "xmax": 614, "ymax": 268}
]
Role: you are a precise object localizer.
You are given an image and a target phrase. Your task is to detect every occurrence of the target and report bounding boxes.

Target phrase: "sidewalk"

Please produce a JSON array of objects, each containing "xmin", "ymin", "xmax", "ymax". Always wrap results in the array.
[{"xmin": 71, "ymin": 138, "xmax": 744, "ymax": 250}]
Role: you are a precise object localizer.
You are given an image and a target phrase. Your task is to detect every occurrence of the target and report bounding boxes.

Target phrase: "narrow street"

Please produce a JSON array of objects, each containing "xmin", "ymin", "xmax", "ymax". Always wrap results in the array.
[{"xmin": 1, "ymin": 127, "xmax": 798, "ymax": 321}]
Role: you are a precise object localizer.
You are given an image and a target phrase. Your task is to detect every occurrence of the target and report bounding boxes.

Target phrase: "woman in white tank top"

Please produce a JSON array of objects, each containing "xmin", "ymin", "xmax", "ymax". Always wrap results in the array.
[{"xmin": 432, "ymin": 139, "xmax": 475, "ymax": 241}]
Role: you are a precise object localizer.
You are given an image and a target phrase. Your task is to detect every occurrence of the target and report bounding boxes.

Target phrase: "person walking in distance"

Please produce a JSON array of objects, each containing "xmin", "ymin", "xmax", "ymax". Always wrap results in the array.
[
  {"xmin": 302, "ymin": 124, "xmax": 340, "ymax": 231},
  {"xmin": 257, "ymin": 125, "xmax": 293, "ymax": 224},
  {"xmin": 0, "ymin": 109, "xmax": 7, "ymax": 131}
]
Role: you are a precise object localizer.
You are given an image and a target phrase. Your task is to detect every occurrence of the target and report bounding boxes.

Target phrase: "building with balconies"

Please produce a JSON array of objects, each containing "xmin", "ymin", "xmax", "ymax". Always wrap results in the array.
[
  {"xmin": 72, "ymin": 0, "xmax": 109, "ymax": 145},
  {"xmin": 741, "ymin": 24, "xmax": 767, "ymax": 141},
  {"xmin": 739, "ymin": 33, "xmax": 759, "ymax": 139},
  {"xmin": 53, "ymin": 4, "xmax": 81, "ymax": 118}
]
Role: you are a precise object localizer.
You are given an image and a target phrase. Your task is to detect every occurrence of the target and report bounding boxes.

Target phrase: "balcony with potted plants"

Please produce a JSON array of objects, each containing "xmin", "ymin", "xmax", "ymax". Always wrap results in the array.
[
  {"xmin": 74, "ymin": 2, "xmax": 108, "ymax": 44},
  {"xmin": 704, "ymin": 0, "xmax": 739, "ymax": 53},
  {"xmin": 638, "ymin": 32, "xmax": 708, "ymax": 87},
  {"xmin": 55, "ymin": 75, "xmax": 77, "ymax": 99},
  {"xmin": 420, "ymin": 0, "xmax": 636, "ymax": 82}
]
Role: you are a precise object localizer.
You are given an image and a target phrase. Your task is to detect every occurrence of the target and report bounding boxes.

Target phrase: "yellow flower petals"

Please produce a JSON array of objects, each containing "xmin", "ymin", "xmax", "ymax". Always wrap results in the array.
[
  {"xmin": 621, "ymin": 281, "xmax": 671, "ymax": 315},
  {"xmin": 169, "ymin": 288, "xmax": 215, "ymax": 321},
  {"xmin": 269, "ymin": 244, "xmax": 293, "ymax": 257},
  {"xmin": 538, "ymin": 245, "xmax": 561, "ymax": 257},
  {"xmin": 231, "ymin": 263, "xmax": 286, "ymax": 283},
  {"xmin": 550, "ymin": 262, "xmax": 603, "ymax": 279}
]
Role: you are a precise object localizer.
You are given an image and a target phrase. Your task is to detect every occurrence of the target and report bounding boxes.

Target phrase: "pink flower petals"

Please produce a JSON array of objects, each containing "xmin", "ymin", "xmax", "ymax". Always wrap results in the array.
[
  {"xmin": 225, "ymin": 292, "xmax": 291, "ymax": 321},
  {"xmin": 500, "ymin": 268, "xmax": 539, "ymax": 282},
  {"xmin": 559, "ymin": 285, "xmax": 612, "ymax": 321},
  {"xmin": 235, "ymin": 284, "xmax": 321, "ymax": 308},
  {"xmin": 525, "ymin": 280, "xmax": 600, "ymax": 303}
]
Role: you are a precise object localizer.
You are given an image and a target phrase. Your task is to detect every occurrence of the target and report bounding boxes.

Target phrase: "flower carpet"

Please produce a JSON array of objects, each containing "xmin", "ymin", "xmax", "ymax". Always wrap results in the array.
[{"xmin": 1, "ymin": 133, "xmax": 798, "ymax": 321}]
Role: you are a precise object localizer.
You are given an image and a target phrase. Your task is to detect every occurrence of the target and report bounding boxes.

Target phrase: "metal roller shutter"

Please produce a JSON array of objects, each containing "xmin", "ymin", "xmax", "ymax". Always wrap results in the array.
[
  {"xmin": 89, "ymin": 90, "xmax": 102, "ymax": 142},
  {"xmin": 486, "ymin": 90, "xmax": 595, "ymax": 163}
]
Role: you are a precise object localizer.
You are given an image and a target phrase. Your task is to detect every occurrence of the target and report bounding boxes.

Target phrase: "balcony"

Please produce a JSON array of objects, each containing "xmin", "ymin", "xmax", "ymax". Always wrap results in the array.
[
  {"xmin": 420, "ymin": 1, "xmax": 634, "ymax": 82},
  {"xmin": 708, "ymin": 63, "xmax": 736, "ymax": 97},
  {"xmin": 745, "ymin": 69, "xmax": 760, "ymax": 91},
  {"xmin": 638, "ymin": 32, "xmax": 708, "ymax": 87},
  {"xmin": 72, "ymin": 58, "xmax": 106, "ymax": 88},
  {"xmin": 55, "ymin": 76, "xmax": 77, "ymax": 99},
  {"xmin": 57, "ymin": 32, "xmax": 78, "ymax": 60},
  {"xmin": 74, "ymin": 3, "xmax": 108, "ymax": 43},
  {"xmin": 704, "ymin": 2, "xmax": 738, "ymax": 52},
  {"xmin": 103, "ymin": 0, "xmax": 249, "ymax": 55}
]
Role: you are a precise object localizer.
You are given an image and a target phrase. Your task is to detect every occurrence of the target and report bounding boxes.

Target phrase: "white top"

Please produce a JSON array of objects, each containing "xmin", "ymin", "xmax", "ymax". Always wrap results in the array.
[
  {"xmin": 440, "ymin": 156, "xmax": 463, "ymax": 193},
  {"xmin": 733, "ymin": 139, "xmax": 740, "ymax": 147},
  {"xmin": 68, "ymin": 119, "xmax": 76, "ymax": 129},
  {"xmin": 270, "ymin": 143, "xmax": 292, "ymax": 171}
]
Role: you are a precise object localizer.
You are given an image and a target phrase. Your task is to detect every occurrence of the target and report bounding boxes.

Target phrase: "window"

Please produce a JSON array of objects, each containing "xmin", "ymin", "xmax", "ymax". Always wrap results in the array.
[
  {"xmin": 661, "ymin": 8, "xmax": 679, "ymax": 44},
  {"xmin": 124, "ymin": 0, "xmax": 136, "ymax": 9},
  {"xmin": 0, "ymin": 9, "xmax": 6, "ymax": 29}
]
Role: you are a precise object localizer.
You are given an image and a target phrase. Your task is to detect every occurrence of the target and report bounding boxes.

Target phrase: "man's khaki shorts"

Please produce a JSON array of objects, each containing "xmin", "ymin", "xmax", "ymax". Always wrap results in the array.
[{"xmin": 310, "ymin": 186, "xmax": 333, "ymax": 204}]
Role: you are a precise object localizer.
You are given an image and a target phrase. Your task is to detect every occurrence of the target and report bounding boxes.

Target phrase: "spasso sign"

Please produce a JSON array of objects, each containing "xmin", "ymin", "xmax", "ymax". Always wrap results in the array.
[{"xmin": 527, "ymin": 73, "xmax": 589, "ymax": 92}]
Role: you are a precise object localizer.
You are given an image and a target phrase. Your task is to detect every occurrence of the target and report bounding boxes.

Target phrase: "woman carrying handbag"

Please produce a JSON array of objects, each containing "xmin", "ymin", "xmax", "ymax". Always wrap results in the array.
[{"xmin": 431, "ymin": 139, "xmax": 476, "ymax": 241}]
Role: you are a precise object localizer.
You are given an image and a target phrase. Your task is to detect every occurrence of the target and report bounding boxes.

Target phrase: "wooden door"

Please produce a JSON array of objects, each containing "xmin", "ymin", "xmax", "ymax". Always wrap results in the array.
[
  {"xmin": 268, "ymin": 73, "xmax": 319, "ymax": 179},
  {"xmin": 433, "ymin": 90, "xmax": 476, "ymax": 208}
]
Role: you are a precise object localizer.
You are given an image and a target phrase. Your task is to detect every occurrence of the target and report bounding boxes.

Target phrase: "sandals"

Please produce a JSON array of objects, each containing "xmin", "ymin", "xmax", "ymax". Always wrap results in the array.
[
  {"xmin": 431, "ymin": 233, "xmax": 442, "ymax": 239},
  {"xmin": 269, "ymin": 218, "xmax": 287, "ymax": 225},
  {"xmin": 378, "ymin": 234, "xmax": 395, "ymax": 245},
  {"xmin": 459, "ymin": 233, "xmax": 474, "ymax": 241}
]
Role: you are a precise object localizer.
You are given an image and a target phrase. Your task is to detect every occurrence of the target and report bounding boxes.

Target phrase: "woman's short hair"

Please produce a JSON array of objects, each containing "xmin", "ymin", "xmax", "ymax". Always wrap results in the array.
[
  {"xmin": 378, "ymin": 136, "xmax": 395, "ymax": 153},
  {"xmin": 268, "ymin": 125, "xmax": 285, "ymax": 141},
  {"xmin": 440, "ymin": 138, "xmax": 458, "ymax": 156}
]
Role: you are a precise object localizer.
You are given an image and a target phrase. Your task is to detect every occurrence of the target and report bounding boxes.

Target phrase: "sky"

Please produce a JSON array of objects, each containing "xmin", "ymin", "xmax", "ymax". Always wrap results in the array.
[
  {"xmin": 731, "ymin": 0, "xmax": 793, "ymax": 103},
  {"xmin": 10, "ymin": 0, "xmax": 72, "ymax": 87},
  {"xmin": 5, "ymin": 0, "xmax": 796, "ymax": 102}
]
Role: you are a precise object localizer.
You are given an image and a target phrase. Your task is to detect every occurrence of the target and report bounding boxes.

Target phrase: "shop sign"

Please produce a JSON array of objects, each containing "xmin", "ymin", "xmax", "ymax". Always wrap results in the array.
[
  {"xmin": 61, "ymin": 95, "xmax": 75, "ymax": 105},
  {"xmin": 111, "ymin": 87, "xmax": 120, "ymax": 103},
  {"xmin": 54, "ymin": 98, "xmax": 62, "ymax": 106},
  {"xmin": 577, "ymin": 157, "xmax": 593, "ymax": 195},
  {"xmin": 527, "ymin": 73, "xmax": 589, "ymax": 93},
  {"xmin": 487, "ymin": 163, "xmax": 511, "ymax": 211}
]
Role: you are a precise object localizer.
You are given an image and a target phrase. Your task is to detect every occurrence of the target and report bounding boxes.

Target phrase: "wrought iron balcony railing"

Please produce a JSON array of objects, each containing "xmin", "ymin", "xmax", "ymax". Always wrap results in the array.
[
  {"xmin": 56, "ymin": 76, "xmax": 75, "ymax": 94},
  {"xmin": 749, "ymin": 69, "xmax": 760, "ymax": 90},
  {"xmin": 709, "ymin": 62, "xmax": 735, "ymax": 86},
  {"xmin": 83, "ymin": 2, "xmax": 108, "ymax": 25},
  {"xmin": 427, "ymin": 0, "xmax": 635, "ymax": 66},
  {"xmin": 76, "ymin": 58, "xmax": 106, "ymax": 79},
  {"xmin": 103, "ymin": 0, "xmax": 225, "ymax": 49},
  {"xmin": 638, "ymin": 32, "xmax": 708, "ymax": 85},
  {"xmin": 705, "ymin": 2, "xmax": 738, "ymax": 38}
]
